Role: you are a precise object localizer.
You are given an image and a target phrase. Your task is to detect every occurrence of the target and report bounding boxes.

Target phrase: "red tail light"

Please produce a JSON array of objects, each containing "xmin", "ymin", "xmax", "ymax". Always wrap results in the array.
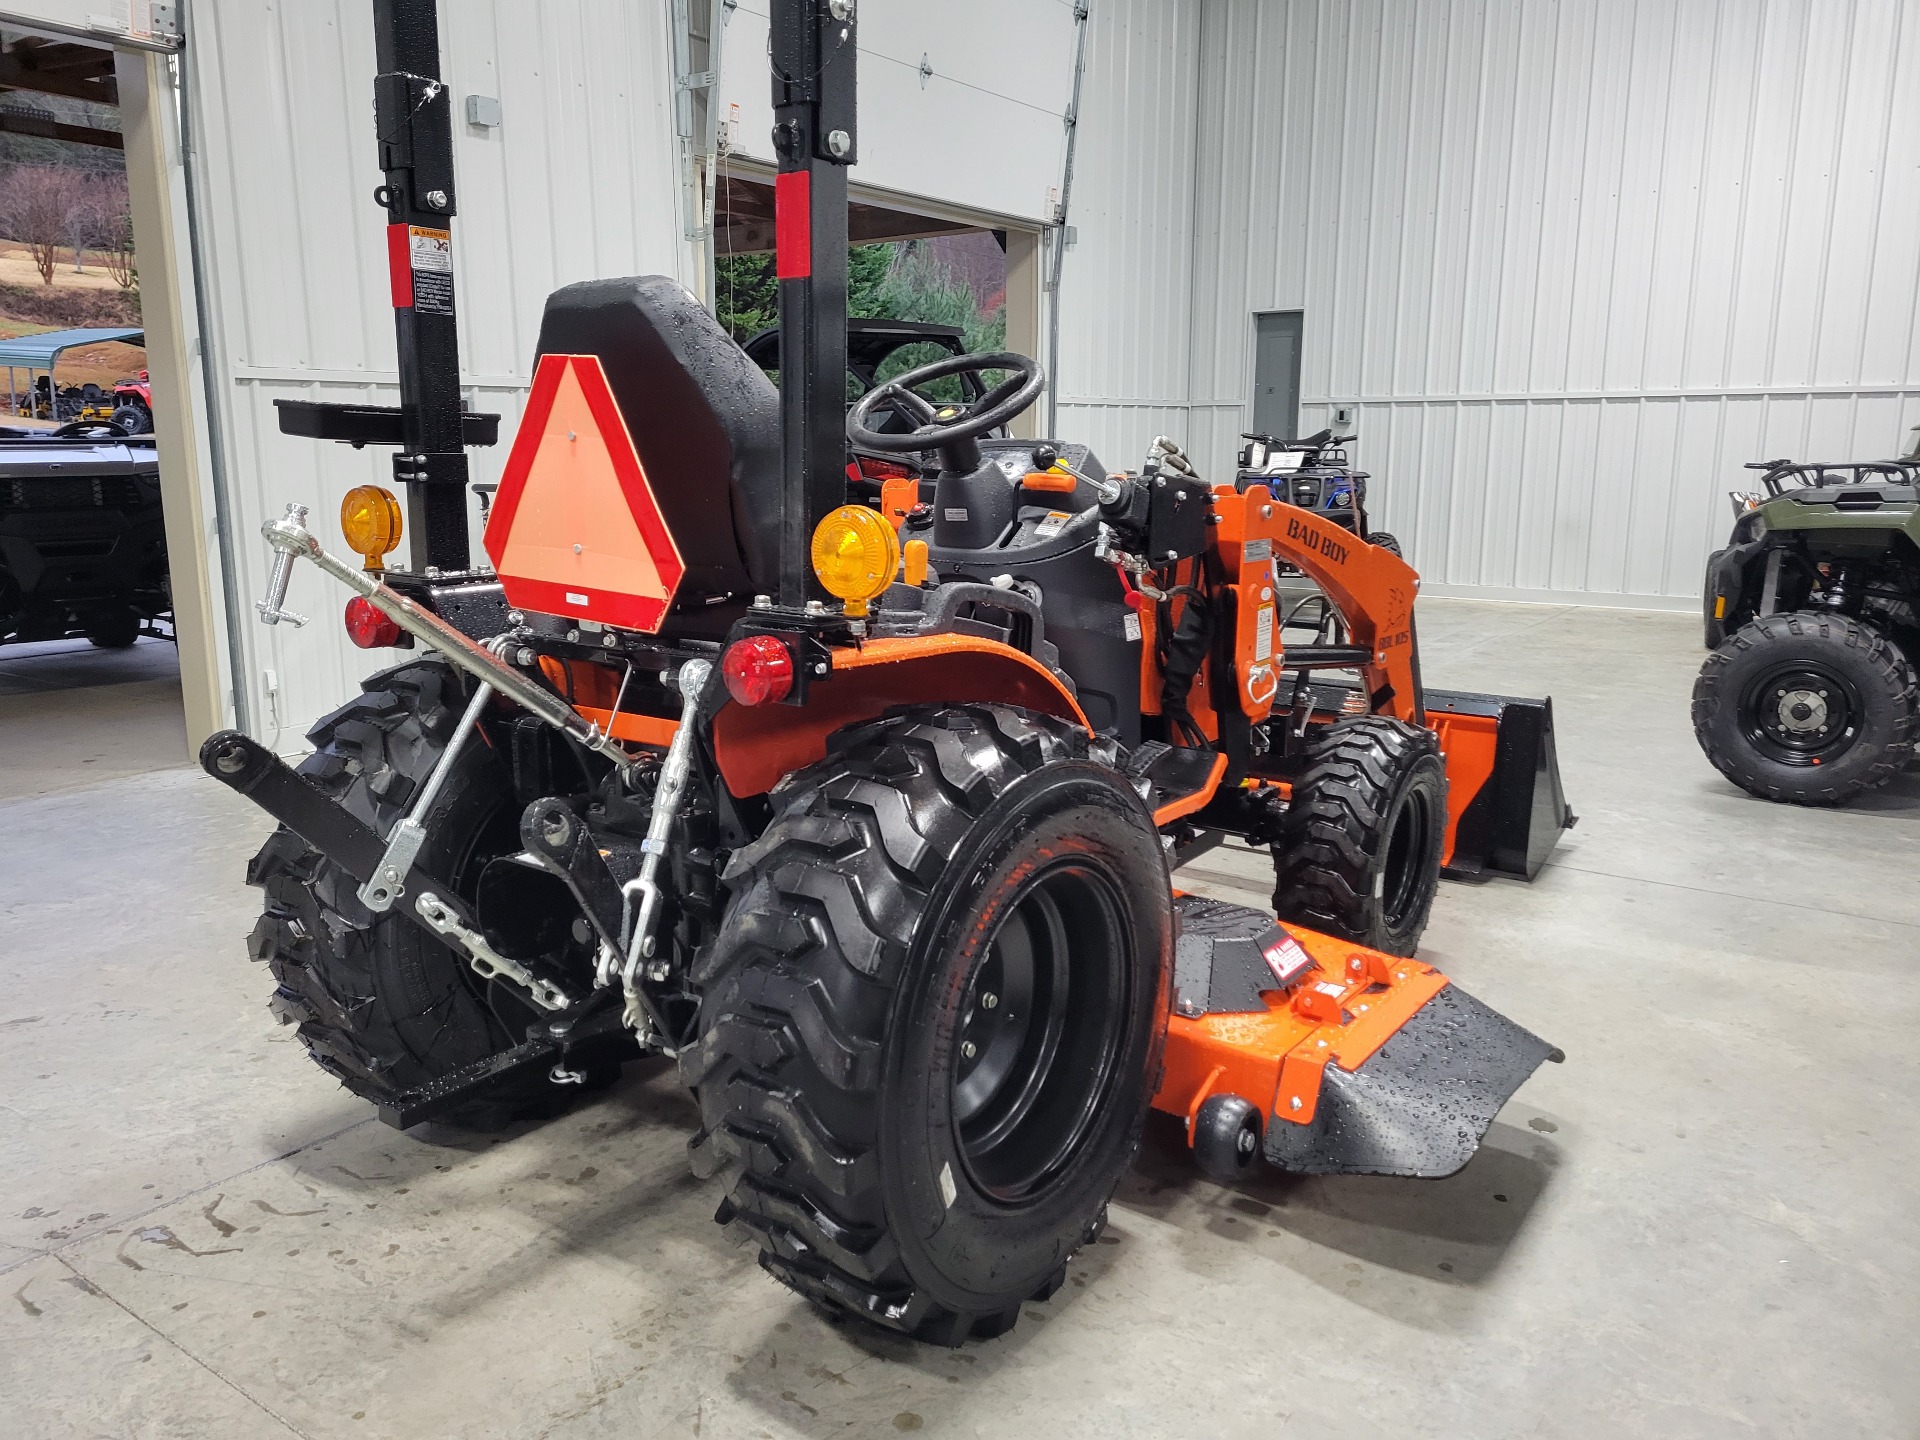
[
  {"xmin": 855, "ymin": 455, "xmax": 914, "ymax": 481},
  {"xmin": 722, "ymin": 634, "xmax": 795, "ymax": 706},
  {"xmin": 344, "ymin": 596, "xmax": 403, "ymax": 649}
]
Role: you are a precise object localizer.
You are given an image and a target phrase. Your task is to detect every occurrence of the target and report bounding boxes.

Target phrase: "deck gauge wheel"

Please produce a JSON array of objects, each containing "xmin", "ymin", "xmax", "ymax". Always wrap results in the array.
[{"xmin": 1192, "ymin": 1093, "xmax": 1263, "ymax": 1184}]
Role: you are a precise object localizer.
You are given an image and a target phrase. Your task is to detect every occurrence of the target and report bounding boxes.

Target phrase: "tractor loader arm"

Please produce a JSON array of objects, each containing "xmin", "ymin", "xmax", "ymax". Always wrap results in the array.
[{"xmin": 1214, "ymin": 483, "xmax": 1423, "ymax": 722}]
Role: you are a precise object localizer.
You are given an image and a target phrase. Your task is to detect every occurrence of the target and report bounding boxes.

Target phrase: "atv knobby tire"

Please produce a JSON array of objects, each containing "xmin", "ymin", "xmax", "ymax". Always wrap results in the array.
[
  {"xmin": 246, "ymin": 658, "xmax": 553, "ymax": 1127},
  {"xmin": 1271, "ymin": 716, "xmax": 1447, "ymax": 956},
  {"xmin": 684, "ymin": 705, "xmax": 1171, "ymax": 1346},
  {"xmin": 1692, "ymin": 612, "xmax": 1919, "ymax": 805},
  {"xmin": 84, "ymin": 607, "xmax": 141, "ymax": 649}
]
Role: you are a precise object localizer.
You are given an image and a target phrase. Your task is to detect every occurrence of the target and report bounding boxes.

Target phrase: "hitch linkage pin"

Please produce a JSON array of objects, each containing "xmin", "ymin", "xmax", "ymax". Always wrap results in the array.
[{"xmin": 256, "ymin": 503, "xmax": 310, "ymax": 627}]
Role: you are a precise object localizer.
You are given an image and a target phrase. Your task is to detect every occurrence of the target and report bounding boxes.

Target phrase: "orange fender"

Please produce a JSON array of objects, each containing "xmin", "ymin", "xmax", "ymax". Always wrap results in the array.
[{"xmin": 711, "ymin": 633, "xmax": 1089, "ymax": 798}]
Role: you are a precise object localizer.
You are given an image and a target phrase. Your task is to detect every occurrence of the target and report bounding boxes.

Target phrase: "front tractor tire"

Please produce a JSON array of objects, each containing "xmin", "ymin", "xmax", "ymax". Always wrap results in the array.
[
  {"xmin": 1693, "ymin": 612, "xmax": 1920, "ymax": 805},
  {"xmin": 1271, "ymin": 716, "xmax": 1447, "ymax": 957},
  {"xmin": 247, "ymin": 659, "xmax": 558, "ymax": 1127},
  {"xmin": 685, "ymin": 705, "xmax": 1172, "ymax": 1346}
]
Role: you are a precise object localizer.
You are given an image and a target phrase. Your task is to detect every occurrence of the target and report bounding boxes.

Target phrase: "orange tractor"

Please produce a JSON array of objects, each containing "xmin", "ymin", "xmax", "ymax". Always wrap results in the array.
[{"xmin": 202, "ymin": 0, "xmax": 1569, "ymax": 1345}]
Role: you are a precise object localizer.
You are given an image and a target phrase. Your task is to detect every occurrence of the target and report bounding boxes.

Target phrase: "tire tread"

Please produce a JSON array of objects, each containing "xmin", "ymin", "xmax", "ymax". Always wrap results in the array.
[
  {"xmin": 1692, "ymin": 612, "xmax": 1920, "ymax": 805},
  {"xmin": 687, "ymin": 704, "xmax": 1094, "ymax": 1345}
]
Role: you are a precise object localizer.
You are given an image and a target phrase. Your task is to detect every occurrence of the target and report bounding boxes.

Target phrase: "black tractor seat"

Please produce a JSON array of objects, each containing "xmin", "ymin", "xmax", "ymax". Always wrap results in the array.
[{"xmin": 533, "ymin": 276, "xmax": 783, "ymax": 621}]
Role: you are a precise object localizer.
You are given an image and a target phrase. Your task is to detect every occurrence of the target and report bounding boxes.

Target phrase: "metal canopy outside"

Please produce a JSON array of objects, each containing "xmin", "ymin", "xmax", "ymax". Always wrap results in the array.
[{"xmin": 0, "ymin": 327, "xmax": 145, "ymax": 370}]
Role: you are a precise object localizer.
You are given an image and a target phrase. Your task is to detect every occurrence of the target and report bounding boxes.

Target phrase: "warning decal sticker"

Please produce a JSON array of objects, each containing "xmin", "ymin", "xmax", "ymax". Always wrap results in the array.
[
  {"xmin": 409, "ymin": 226, "xmax": 455, "ymax": 316},
  {"xmin": 1033, "ymin": 510, "xmax": 1072, "ymax": 539},
  {"xmin": 1261, "ymin": 930, "xmax": 1314, "ymax": 987}
]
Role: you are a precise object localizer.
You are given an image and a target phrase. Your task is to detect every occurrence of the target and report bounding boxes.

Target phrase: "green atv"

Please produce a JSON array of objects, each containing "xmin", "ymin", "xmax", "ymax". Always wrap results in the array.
[{"xmin": 1694, "ymin": 431, "xmax": 1920, "ymax": 805}]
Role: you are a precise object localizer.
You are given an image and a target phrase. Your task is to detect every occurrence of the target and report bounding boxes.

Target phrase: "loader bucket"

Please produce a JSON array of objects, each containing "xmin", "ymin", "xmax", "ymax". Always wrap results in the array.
[
  {"xmin": 1426, "ymin": 689, "xmax": 1577, "ymax": 881},
  {"xmin": 1156, "ymin": 898, "xmax": 1560, "ymax": 1181},
  {"xmin": 1260, "ymin": 983, "xmax": 1559, "ymax": 1177}
]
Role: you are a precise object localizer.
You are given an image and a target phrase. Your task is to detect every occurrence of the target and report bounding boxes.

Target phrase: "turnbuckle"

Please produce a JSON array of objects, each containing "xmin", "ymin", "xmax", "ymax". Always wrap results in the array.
[{"xmin": 619, "ymin": 657, "xmax": 712, "ymax": 1031}]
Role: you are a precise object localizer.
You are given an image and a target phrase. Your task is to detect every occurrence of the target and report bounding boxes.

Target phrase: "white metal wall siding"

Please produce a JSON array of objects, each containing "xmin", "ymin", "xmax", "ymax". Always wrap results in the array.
[
  {"xmin": 1185, "ymin": 0, "xmax": 1920, "ymax": 605},
  {"xmin": 0, "ymin": 1, "xmax": 170, "ymax": 41},
  {"xmin": 1052, "ymin": 0, "xmax": 1203, "ymax": 473},
  {"xmin": 188, "ymin": 0, "xmax": 689, "ymax": 744},
  {"xmin": 717, "ymin": 0, "xmax": 1079, "ymax": 224}
]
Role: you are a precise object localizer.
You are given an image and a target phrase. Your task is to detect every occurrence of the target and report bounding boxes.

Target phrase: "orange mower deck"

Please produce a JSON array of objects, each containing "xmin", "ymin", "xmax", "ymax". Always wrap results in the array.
[{"xmin": 1155, "ymin": 895, "xmax": 1560, "ymax": 1177}]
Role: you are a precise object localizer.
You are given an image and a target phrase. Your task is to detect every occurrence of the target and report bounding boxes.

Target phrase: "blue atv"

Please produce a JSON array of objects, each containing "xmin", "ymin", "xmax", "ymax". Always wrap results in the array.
[{"xmin": 1235, "ymin": 429, "xmax": 1401, "ymax": 558}]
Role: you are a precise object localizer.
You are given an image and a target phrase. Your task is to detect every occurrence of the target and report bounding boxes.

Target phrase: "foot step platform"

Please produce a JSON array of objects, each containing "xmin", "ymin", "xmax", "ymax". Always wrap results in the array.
[{"xmin": 1126, "ymin": 742, "xmax": 1229, "ymax": 825}]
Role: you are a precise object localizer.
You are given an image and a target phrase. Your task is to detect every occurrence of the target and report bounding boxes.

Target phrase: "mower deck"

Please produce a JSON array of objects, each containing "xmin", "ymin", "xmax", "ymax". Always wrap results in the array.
[{"xmin": 1155, "ymin": 896, "xmax": 1559, "ymax": 1178}]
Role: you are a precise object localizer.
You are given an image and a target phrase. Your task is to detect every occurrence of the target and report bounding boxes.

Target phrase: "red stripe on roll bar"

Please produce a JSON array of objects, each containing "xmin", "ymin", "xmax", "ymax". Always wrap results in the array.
[
  {"xmin": 386, "ymin": 224, "xmax": 414, "ymax": 308},
  {"xmin": 775, "ymin": 170, "xmax": 811, "ymax": 280}
]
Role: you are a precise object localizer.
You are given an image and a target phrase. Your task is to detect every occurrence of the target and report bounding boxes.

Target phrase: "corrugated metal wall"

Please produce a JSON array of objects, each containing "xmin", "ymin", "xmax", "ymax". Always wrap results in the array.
[
  {"xmin": 1184, "ymin": 0, "xmax": 1920, "ymax": 605},
  {"xmin": 718, "ymin": 0, "xmax": 1079, "ymax": 225},
  {"xmin": 186, "ymin": 0, "xmax": 693, "ymax": 746},
  {"xmin": 1052, "ymin": 0, "xmax": 1204, "ymax": 474}
]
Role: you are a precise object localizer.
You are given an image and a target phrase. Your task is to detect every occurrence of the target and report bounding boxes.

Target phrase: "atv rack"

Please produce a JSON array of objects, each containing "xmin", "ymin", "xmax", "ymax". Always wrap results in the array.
[{"xmin": 1744, "ymin": 457, "xmax": 1920, "ymax": 496}]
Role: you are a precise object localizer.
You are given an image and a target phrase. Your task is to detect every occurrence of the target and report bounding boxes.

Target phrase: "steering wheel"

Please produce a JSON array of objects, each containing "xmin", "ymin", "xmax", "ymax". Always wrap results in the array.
[
  {"xmin": 847, "ymin": 351, "xmax": 1045, "ymax": 469},
  {"xmin": 52, "ymin": 420, "xmax": 130, "ymax": 438}
]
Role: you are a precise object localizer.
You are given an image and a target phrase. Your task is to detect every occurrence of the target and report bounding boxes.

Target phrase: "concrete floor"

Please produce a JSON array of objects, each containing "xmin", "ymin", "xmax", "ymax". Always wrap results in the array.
[
  {"xmin": 2, "ymin": 601, "xmax": 1916, "ymax": 1439},
  {"xmin": 0, "ymin": 637, "xmax": 187, "ymax": 802}
]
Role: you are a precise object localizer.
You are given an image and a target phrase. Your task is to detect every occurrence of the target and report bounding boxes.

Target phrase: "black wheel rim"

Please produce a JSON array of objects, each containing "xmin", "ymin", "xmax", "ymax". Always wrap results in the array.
[
  {"xmin": 1379, "ymin": 783, "xmax": 1435, "ymax": 930},
  {"xmin": 1738, "ymin": 661, "xmax": 1863, "ymax": 767},
  {"xmin": 952, "ymin": 861, "xmax": 1131, "ymax": 1205}
]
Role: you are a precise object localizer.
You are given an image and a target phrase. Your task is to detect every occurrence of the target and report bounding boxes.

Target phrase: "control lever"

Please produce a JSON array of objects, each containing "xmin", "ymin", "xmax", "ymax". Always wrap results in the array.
[{"xmin": 256, "ymin": 503, "xmax": 310, "ymax": 627}]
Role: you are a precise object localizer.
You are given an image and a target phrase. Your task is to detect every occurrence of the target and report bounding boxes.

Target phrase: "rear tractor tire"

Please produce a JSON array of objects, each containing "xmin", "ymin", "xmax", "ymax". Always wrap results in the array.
[
  {"xmin": 246, "ymin": 658, "xmax": 569, "ymax": 1127},
  {"xmin": 1692, "ymin": 612, "xmax": 1919, "ymax": 805},
  {"xmin": 684, "ymin": 705, "xmax": 1172, "ymax": 1346},
  {"xmin": 1271, "ymin": 716, "xmax": 1447, "ymax": 957}
]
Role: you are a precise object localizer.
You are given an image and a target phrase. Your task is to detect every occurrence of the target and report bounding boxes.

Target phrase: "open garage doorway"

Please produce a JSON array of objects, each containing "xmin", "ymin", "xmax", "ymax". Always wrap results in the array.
[
  {"xmin": 0, "ymin": 24, "xmax": 182, "ymax": 799},
  {"xmin": 708, "ymin": 164, "xmax": 1042, "ymax": 436}
]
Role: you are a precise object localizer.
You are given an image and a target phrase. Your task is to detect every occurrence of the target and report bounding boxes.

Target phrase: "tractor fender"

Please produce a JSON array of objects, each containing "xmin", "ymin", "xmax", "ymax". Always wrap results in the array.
[{"xmin": 710, "ymin": 633, "xmax": 1090, "ymax": 797}]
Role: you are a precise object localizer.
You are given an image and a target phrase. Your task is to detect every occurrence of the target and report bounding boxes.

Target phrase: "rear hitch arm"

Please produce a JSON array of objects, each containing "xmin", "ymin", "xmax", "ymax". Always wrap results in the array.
[
  {"xmin": 357, "ymin": 679, "xmax": 494, "ymax": 913},
  {"xmin": 254, "ymin": 503, "xmax": 630, "ymax": 769},
  {"xmin": 201, "ymin": 730, "xmax": 575, "ymax": 1013}
]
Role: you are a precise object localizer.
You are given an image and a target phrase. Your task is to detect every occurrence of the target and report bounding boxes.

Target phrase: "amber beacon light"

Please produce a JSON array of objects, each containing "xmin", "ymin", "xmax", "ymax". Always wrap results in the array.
[
  {"xmin": 340, "ymin": 485, "xmax": 404, "ymax": 571},
  {"xmin": 810, "ymin": 504, "xmax": 900, "ymax": 617}
]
